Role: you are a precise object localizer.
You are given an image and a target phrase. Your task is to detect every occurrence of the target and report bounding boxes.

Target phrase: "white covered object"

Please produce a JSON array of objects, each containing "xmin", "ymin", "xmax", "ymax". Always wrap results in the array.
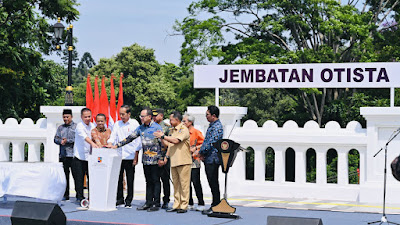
[
  {"xmin": 88, "ymin": 148, "xmax": 122, "ymax": 211},
  {"xmin": 0, "ymin": 162, "xmax": 66, "ymax": 201}
]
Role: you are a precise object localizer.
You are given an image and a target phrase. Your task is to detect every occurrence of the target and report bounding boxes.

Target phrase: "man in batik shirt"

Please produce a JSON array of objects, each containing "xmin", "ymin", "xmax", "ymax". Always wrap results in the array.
[{"xmin": 108, "ymin": 107, "xmax": 163, "ymax": 212}]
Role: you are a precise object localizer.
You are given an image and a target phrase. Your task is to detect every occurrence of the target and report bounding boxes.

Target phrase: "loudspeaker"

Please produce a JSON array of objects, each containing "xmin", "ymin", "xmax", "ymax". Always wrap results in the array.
[
  {"xmin": 11, "ymin": 201, "xmax": 66, "ymax": 225},
  {"xmin": 267, "ymin": 216, "xmax": 323, "ymax": 225}
]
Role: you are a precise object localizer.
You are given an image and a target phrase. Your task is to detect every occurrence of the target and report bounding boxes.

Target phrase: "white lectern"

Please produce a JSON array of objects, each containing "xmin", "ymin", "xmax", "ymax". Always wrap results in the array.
[{"xmin": 88, "ymin": 148, "xmax": 122, "ymax": 211}]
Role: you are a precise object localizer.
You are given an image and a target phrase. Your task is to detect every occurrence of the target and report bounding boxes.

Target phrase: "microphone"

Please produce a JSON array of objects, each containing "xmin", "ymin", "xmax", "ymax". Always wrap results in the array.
[{"xmin": 227, "ymin": 119, "xmax": 239, "ymax": 139}]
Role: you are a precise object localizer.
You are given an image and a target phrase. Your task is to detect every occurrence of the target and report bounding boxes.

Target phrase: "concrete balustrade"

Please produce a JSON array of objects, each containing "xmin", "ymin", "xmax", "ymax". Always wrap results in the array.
[{"xmin": 0, "ymin": 106, "xmax": 399, "ymax": 204}]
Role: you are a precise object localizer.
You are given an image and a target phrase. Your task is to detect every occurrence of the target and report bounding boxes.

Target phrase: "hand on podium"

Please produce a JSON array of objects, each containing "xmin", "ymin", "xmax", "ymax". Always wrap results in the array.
[
  {"xmin": 105, "ymin": 143, "xmax": 117, "ymax": 149},
  {"xmin": 91, "ymin": 143, "xmax": 99, "ymax": 149}
]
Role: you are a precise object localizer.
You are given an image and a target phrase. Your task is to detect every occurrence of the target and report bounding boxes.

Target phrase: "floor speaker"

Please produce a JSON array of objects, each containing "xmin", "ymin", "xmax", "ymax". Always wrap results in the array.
[
  {"xmin": 267, "ymin": 216, "xmax": 323, "ymax": 225},
  {"xmin": 11, "ymin": 201, "xmax": 66, "ymax": 225}
]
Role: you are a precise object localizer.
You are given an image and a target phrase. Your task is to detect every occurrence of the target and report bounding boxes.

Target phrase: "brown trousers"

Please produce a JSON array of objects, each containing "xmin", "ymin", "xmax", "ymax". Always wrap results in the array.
[{"xmin": 171, "ymin": 164, "xmax": 192, "ymax": 210}]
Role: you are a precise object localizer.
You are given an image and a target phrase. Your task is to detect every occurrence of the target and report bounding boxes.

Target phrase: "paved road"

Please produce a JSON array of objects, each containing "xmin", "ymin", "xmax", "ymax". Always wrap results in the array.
[{"xmin": 2, "ymin": 192, "xmax": 400, "ymax": 225}]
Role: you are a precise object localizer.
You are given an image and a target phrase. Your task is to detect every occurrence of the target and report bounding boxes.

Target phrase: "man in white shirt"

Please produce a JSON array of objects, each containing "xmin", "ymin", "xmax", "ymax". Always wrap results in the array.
[
  {"xmin": 71, "ymin": 108, "xmax": 98, "ymax": 202},
  {"xmin": 108, "ymin": 105, "xmax": 142, "ymax": 209}
]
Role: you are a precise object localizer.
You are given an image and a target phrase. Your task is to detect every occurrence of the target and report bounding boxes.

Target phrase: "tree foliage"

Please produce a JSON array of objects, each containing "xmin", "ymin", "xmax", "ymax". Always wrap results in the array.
[
  {"xmin": 89, "ymin": 44, "xmax": 177, "ymax": 116},
  {"xmin": 75, "ymin": 52, "xmax": 96, "ymax": 83},
  {"xmin": 174, "ymin": 0, "xmax": 400, "ymax": 126},
  {"xmin": 0, "ymin": 0, "xmax": 79, "ymax": 120}
]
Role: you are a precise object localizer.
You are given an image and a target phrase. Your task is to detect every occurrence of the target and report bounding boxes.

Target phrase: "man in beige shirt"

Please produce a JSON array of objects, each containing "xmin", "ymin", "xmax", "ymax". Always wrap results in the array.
[{"xmin": 154, "ymin": 111, "xmax": 192, "ymax": 213}]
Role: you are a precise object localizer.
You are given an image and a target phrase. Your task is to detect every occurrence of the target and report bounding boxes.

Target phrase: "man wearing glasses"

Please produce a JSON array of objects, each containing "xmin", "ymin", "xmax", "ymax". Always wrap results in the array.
[{"xmin": 107, "ymin": 107, "xmax": 163, "ymax": 212}]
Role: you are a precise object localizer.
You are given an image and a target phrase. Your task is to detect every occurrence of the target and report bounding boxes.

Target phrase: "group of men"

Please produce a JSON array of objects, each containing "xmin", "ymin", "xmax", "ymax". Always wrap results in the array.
[{"xmin": 54, "ymin": 105, "xmax": 223, "ymax": 214}]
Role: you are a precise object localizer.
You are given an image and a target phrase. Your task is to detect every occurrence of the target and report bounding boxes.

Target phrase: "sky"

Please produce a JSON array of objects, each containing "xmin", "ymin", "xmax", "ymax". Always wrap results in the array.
[{"xmin": 44, "ymin": 0, "xmax": 193, "ymax": 65}]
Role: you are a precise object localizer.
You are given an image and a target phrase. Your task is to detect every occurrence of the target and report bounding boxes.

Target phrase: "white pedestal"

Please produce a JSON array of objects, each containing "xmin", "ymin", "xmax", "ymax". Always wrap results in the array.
[{"xmin": 88, "ymin": 148, "xmax": 122, "ymax": 211}]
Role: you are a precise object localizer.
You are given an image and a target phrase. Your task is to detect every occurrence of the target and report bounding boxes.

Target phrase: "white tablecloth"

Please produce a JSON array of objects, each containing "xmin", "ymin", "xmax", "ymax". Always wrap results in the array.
[{"xmin": 0, "ymin": 162, "xmax": 66, "ymax": 201}]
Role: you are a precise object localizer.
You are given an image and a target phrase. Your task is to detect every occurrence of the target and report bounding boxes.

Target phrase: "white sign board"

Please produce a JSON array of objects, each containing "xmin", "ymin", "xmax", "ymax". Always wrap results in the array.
[{"xmin": 194, "ymin": 62, "xmax": 400, "ymax": 88}]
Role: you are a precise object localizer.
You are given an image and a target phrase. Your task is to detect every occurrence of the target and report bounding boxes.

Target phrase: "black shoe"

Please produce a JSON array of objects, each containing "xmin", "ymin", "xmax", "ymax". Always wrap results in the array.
[
  {"xmin": 62, "ymin": 196, "xmax": 70, "ymax": 201},
  {"xmin": 116, "ymin": 199, "xmax": 125, "ymax": 207},
  {"xmin": 147, "ymin": 206, "xmax": 160, "ymax": 212},
  {"xmin": 177, "ymin": 209, "xmax": 187, "ymax": 213},
  {"xmin": 161, "ymin": 202, "xmax": 169, "ymax": 209},
  {"xmin": 166, "ymin": 208, "xmax": 178, "ymax": 212},
  {"xmin": 137, "ymin": 204, "xmax": 151, "ymax": 210},
  {"xmin": 125, "ymin": 203, "xmax": 132, "ymax": 209},
  {"xmin": 202, "ymin": 208, "xmax": 213, "ymax": 215}
]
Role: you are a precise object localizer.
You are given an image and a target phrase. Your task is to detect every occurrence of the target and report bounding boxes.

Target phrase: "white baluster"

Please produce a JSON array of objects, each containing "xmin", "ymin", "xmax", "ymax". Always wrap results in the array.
[
  {"xmin": 254, "ymin": 146, "xmax": 265, "ymax": 182},
  {"xmin": 28, "ymin": 141, "xmax": 41, "ymax": 162},
  {"xmin": 295, "ymin": 147, "xmax": 307, "ymax": 184},
  {"xmin": 12, "ymin": 141, "xmax": 24, "ymax": 162},
  {"xmin": 0, "ymin": 142, "xmax": 8, "ymax": 162},
  {"xmin": 274, "ymin": 146, "xmax": 285, "ymax": 183},
  {"xmin": 337, "ymin": 148, "xmax": 349, "ymax": 185},
  {"xmin": 316, "ymin": 148, "xmax": 327, "ymax": 184}
]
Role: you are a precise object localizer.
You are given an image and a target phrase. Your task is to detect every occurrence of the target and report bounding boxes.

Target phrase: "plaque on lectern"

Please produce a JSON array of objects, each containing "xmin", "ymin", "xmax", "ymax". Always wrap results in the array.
[{"xmin": 209, "ymin": 139, "xmax": 242, "ymax": 219}]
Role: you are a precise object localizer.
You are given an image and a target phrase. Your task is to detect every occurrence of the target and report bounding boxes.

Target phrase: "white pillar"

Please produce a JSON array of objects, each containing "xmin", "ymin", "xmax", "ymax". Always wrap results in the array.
[
  {"xmin": 274, "ymin": 146, "xmax": 285, "ymax": 183},
  {"xmin": 254, "ymin": 146, "xmax": 265, "ymax": 182},
  {"xmin": 295, "ymin": 147, "xmax": 307, "ymax": 184},
  {"xmin": 360, "ymin": 107, "xmax": 400, "ymax": 203},
  {"xmin": 360, "ymin": 107, "xmax": 400, "ymax": 183},
  {"xmin": 337, "ymin": 148, "xmax": 349, "ymax": 185},
  {"xmin": 316, "ymin": 148, "xmax": 327, "ymax": 184}
]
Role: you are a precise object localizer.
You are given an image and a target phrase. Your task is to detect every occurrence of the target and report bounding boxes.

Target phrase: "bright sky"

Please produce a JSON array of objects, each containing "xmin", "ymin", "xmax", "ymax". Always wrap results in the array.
[{"xmin": 44, "ymin": 0, "xmax": 193, "ymax": 65}]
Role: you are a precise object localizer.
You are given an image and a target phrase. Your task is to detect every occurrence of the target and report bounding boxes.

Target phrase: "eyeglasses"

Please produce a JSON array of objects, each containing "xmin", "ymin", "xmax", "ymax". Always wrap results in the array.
[{"xmin": 139, "ymin": 115, "xmax": 148, "ymax": 119}]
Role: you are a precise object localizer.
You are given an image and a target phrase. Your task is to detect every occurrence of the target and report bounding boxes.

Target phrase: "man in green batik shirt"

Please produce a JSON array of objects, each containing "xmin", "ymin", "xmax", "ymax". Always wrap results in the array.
[{"xmin": 153, "ymin": 108, "xmax": 171, "ymax": 209}]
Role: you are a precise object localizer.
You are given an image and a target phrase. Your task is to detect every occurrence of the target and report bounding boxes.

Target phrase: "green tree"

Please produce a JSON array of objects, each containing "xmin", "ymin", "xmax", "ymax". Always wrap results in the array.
[
  {"xmin": 0, "ymin": 0, "xmax": 79, "ymax": 120},
  {"xmin": 89, "ymin": 44, "xmax": 177, "ymax": 116},
  {"xmin": 159, "ymin": 63, "xmax": 214, "ymax": 112},
  {"xmin": 75, "ymin": 52, "xmax": 96, "ymax": 83},
  {"xmin": 174, "ymin": 0, "xmax": 400, "ymax": 126}
]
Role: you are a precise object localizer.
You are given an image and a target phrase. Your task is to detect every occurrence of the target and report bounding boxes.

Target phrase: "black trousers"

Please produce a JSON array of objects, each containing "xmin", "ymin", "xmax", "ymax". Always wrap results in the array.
[
  {"xmin": 159, "ymin": 160, "xmax": 171, "ymax": 203},
  {"xmin": 71, "ymin": 157, "xmax": 89, "ymax": 200},
  {"xmin": 189, "ymin": 167, "xmax": 205, "ymax": 206},
  {"xmin": 117, "ymin": 160, "xmax": 135, "ymax": 204},
  {"xmin": 59, "ymin": 157, "xmax": 73, "ymax": 198},
  {"xmin": 143, "ymin": 164, "xmax": 161, "ymax": 206},
  {"xmin": 205, "ymin": 163, "xmax": 220, "ymax": 207}
]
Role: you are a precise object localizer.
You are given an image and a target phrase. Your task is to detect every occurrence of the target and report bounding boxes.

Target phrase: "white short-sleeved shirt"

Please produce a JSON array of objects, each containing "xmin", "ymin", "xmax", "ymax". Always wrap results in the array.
[
  {"xmin": 73, "ymin": 121, "xmax": 96, "ymax": 161},
  {"xmin": 108, "ymin": 119, "xmax": 142, "ymax": 160}
]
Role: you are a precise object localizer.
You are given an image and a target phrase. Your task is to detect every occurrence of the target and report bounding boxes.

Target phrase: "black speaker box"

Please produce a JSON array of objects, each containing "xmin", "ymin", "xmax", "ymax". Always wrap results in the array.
[
  {"xmin": 11, "ymin": 201, "xmax": 66, "ymax": 225},
  {"xmin": 267, "ymin": 216, "xmax": 323, "ymax": 225}
]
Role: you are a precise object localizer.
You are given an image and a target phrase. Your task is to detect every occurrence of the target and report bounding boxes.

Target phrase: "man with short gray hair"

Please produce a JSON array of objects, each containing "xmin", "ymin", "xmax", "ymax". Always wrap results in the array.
[{"xmin": 182, "ymin": 114, "xmax": 205, "ymax": 211}]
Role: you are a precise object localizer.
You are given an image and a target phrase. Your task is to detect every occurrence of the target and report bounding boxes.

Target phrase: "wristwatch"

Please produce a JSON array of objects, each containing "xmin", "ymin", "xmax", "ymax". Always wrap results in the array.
[{"xmin": 161, "ymin": 135, "xmax": 165, "ymax": 139}]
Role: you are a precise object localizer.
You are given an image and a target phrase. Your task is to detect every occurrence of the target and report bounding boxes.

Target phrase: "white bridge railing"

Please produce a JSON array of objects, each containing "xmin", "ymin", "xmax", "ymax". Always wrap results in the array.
[
  {"xmin": 0, "ymin": 118, "xmax": 47, "ymax": 162},
  {"xmin": 225, "ymin": 119, "xmax": 367, "ymax": 202},
  {"xmin": 0, "ymin": 106, "xmax": 400, "ymax": 204}
]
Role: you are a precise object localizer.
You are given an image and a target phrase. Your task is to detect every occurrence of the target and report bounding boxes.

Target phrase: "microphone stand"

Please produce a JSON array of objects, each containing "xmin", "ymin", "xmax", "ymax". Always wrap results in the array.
[{"xmin": 368, "ymin": 128, "xmax": 400, "ymax": 225}]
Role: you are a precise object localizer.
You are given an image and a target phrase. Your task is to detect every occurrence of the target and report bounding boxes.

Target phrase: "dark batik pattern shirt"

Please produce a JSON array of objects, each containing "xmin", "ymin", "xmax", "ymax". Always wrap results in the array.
[
  {"xmin": 199, "ymin": 119, "xmax": 223, "ymax": 164},
  {"xmin": 54, "ymin": 121, "xmax": 77, "ymax": 158},
  {"xmin": 117, "ymin": 121, "xmax": 163, "ymax": 165}
]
